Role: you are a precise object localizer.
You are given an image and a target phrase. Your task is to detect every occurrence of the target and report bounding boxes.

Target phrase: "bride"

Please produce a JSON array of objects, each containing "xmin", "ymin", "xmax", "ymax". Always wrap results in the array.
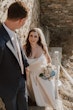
[{"xmin": 23, "ymin": 28, "xmax": 58, "ymax": 109}]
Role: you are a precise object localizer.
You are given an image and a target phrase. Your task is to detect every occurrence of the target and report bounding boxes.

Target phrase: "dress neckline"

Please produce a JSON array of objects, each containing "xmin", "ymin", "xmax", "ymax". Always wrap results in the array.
[{"xmin": 28, "ymin": 54, "xmax": 44, "ymax": 60}]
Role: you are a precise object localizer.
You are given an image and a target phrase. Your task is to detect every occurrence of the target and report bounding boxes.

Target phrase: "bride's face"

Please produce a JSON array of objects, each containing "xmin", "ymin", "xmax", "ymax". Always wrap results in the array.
[{"xmin": 28, "ymin": 31, "xmax": 39, "ymax": 45}]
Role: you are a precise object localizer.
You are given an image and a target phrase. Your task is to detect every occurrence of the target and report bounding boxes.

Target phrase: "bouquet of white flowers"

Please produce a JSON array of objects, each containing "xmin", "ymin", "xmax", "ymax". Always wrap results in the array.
[{"xmin": 39, "ymin": 64, "xmax": 56, "ymax": 80}]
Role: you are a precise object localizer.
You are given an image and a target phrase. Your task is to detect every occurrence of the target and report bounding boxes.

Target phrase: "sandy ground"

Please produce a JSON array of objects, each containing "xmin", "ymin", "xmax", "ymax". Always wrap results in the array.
[{"xmin": 59, "ymin": 58, "xmax": 73, "ymax": 110}]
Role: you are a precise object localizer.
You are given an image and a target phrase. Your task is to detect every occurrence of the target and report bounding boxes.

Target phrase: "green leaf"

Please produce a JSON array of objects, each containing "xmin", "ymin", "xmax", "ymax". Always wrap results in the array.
[{"xmin": 39, "ymin": 73, "xmax": 44, "ymax": 77}]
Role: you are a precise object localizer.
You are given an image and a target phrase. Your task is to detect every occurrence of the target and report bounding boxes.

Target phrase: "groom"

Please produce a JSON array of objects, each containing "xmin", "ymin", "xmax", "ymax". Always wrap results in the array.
[{"xmin": 0, "ymin": 1, "xmax": 29, "ymax": 110}]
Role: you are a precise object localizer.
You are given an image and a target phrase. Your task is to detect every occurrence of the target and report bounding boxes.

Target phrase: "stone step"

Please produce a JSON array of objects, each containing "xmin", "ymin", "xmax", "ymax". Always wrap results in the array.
[
  {"xmin": 28, "ymin": 106, "xmax": 45, "ymax": 110},
  {"xmin": 28, "ymin": 106, "xmax": 53, "ymax": 110}
]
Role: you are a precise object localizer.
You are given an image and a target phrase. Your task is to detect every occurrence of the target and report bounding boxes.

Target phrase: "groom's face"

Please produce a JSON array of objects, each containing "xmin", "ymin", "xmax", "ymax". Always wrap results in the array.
[{"xmin": 15, "ymin": 17, "xmax": 27, "ymax": 29}]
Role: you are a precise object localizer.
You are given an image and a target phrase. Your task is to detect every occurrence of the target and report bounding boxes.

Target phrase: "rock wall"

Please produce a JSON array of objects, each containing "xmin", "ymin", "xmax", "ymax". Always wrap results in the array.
[
  {"xmin": 40, "ymin": 0, "xmax": 73, "ymax": 57},
  {"xmin": 1, "ymin": 0, "xmax": 73, "ymax": 56}
]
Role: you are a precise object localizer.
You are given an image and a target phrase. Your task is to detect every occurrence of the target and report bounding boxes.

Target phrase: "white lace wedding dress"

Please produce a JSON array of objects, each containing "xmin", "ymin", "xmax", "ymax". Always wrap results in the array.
[{"xmin": 27, "ymin": 54, "xmax": 57, "ymax": 109}]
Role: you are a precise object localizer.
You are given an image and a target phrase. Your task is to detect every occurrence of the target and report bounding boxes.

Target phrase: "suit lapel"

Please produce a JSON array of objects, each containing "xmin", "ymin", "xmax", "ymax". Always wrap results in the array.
[
  {"xmin": 6, "ymin": 40, "xmax": 20, "ymax": 64},
  {"xmin": 0, "ymin": 24, "xmax": 21, "ymax": 67}
]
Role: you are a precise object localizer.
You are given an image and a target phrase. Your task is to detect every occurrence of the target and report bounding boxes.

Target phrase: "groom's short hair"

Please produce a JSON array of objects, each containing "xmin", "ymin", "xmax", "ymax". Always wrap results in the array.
[{"xmin": 7, "ymin": 1, "xmax": 28, "ymax": 20}]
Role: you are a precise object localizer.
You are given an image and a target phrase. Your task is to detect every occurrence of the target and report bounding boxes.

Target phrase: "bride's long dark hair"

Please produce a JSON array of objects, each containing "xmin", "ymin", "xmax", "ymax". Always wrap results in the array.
[{"xmin": 25, "ymin": 29, "xmax": 46, "ymax": 57}]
